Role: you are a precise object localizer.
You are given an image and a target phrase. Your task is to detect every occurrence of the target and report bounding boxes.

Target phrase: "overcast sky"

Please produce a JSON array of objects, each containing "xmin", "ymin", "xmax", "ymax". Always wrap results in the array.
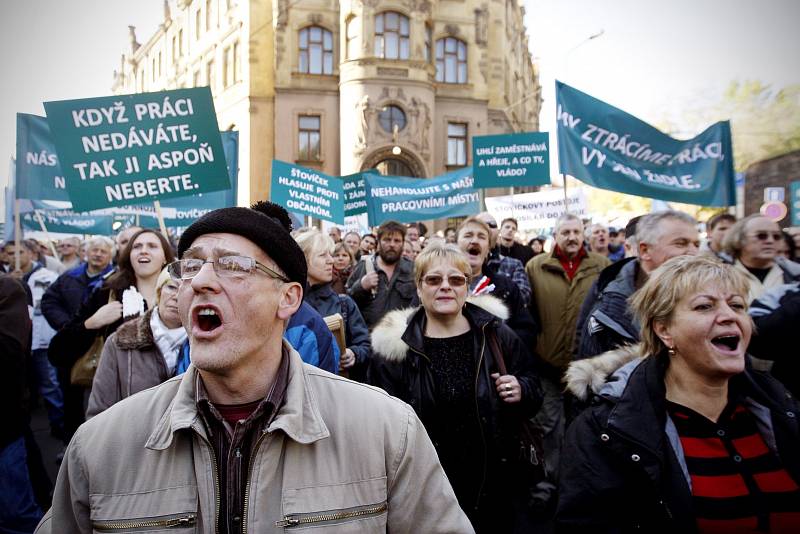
[{"xmin": 2, "ymin": 0, "xmax": 798, "ymax": 221}]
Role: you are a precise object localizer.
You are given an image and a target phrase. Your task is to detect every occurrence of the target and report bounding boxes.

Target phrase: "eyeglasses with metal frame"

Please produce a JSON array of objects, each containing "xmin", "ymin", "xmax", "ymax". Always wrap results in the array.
[{"xmin": 167, "ymin": 256, "xmax": 290, "ymax": 282}]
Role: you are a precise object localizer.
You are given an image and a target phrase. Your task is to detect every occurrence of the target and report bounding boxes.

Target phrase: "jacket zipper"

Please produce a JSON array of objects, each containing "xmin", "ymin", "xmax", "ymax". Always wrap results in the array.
[
  {"xmin": 275, "ymin": 502, "xmax": 388, "ymax": 528},
  {"xmin": 473, "ymin": 323, "xmax": 489, "ymax": 510},
  {"xmin": 195, "ymin": 432, "xmax": 221, "ymax": 534},
  {"xmin": 93, "ymin": 513, "xmax": 195, "ymax": 530},
  {"xmin": 241, "ymin": 431, "xmax": 273, "ymax": 534}
]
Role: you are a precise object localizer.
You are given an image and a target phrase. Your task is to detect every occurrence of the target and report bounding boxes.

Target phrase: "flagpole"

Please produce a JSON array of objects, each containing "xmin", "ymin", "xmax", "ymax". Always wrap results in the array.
[
  {"xmin": 562, "ymin": 174, "xmax": 569, "ymax": 214},
  {"xmin": 14, "ymin": 199, "xmax": 21, "ymax": 271},
  {"xmin": 34, "ymin": 211, "xmax": 59, "ymax": 258},
  {"xmin": 153, "ymin": 200, "xmax": 169, "ymax": 238}
]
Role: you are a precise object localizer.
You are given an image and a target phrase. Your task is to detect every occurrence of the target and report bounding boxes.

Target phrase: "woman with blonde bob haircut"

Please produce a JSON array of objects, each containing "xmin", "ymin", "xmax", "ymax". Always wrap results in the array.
[
  {"xmin": 370, "ymin": 243, "xmax": 542, "ymax": 532},
  {"xmin": 559, "ymin": 255, "xmax": 800, "ymax": 532},
  {"xmin": 293, "ymin": 227, "xmax": 371, "ymax": 380}
]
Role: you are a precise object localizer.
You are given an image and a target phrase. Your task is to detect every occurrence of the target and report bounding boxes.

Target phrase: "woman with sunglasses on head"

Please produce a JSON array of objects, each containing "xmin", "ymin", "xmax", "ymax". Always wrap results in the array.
[
  {"xmin": 370, "ymin": 243, "xmax": 542, "ymax": 532},
  {"xmin": 49, "ymin": 229, "xmax": 175, "ymax": 438},
  {"xmin": 722, "ymin": 214, "xmax": 800, "ymax": 303},
  {"xmin": 86, "ymin": 268, "xmax": 188, "ymax": 418}
]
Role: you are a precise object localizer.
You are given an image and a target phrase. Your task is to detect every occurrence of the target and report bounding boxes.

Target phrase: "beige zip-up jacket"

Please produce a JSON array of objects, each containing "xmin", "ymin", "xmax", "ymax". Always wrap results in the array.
[{"xmin": 36, "ymin": 342, "xmax": 473, "ymax": 533}]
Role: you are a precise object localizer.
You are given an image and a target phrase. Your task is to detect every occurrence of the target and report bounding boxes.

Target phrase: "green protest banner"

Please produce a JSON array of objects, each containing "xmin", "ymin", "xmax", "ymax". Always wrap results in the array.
[
  {"xmin": 473, "ymin": 132, "xmax": 550, "ymax": 188},
  {"xmin": 43, "ymin": 87, "xmax": 229, "ymax": 211},
  {"xmin": 341, "ymin": 170, "xmax": 382, "ymax": 217},
  {"xmin": 556, "ymin": 81, "xmax": 735, "ymax": 206},
  {"xmin": 270, "ymin": 160, "xmax": 344, "ymax": 224},
  {"xmin": 15, "ymin": 114, "xmax": 71, "ymax": 202},
  {"xmin": 364, "ymin": 167, "xmax": 478, "ymax": 226},
  {"xmin": 158, "ymin": 130, "xmax": 238, "ymax": 226},
  {"xmin": 20, "ymin": 209, "xmax": 114, "ymax": 235}
]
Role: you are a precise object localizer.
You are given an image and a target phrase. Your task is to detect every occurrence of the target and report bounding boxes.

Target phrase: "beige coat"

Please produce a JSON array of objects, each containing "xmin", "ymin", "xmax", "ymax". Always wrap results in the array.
[
  {"xmin": 86, "ymin": 308, "xmax": 173, "ymax": 419},
  {"xmin": 36, "ymin": 342, "xmax": 473, "ymax": 533}
]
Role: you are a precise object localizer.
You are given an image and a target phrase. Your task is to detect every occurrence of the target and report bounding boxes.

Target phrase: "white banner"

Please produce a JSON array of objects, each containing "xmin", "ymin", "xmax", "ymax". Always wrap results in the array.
[{"xmin": 485, "ymin": 188, "xmax": 587, "ymax": 231}]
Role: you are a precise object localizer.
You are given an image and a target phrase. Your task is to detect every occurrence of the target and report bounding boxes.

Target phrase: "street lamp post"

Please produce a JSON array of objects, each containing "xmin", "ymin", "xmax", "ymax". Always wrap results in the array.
[{"xmin": 561, "ymin": 29, "xmax": 604, "ymax": 211}]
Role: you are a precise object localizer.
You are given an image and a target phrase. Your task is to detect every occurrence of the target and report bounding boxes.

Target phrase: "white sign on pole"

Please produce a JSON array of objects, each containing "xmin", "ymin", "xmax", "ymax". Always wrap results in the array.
[{"xmin": 485, "ymin": 188, "xmax": 587, "ymax": 231}]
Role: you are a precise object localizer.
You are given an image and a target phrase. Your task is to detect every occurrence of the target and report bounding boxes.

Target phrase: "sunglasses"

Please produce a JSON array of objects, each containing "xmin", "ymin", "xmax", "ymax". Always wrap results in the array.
[
  {"xmin": 422, "ymin": 274, "xmax": 469, "ymax": 287},
  {"xmin": 750, "ymin": 231, "xmax": 783, "ymax": 242}
]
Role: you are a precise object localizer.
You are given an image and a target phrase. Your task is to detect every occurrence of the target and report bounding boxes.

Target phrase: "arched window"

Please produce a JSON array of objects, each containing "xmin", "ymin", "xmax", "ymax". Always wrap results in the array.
[
  {"xmin": 299, "ymin": 26, "xmax": 333, "ymax": 74},
  {"xmin": 374, "ymin": 12, "xmax": 409, "ymax": 60},
  {"xmin": 345, "ymin": 16, "xmax": 359, "ymax": 60},
  {"xmin": 375, "ymin": 158, "xmax": 414, "ymax": 177},
  {"xmin": 435, "ymin": 37, "xmax": 467, "ymax": 83}
]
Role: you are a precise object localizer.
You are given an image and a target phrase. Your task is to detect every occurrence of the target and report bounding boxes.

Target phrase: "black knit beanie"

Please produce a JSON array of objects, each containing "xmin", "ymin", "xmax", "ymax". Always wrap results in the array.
[{"xmin": 178, "ymin": 201, "xmax": 307, "ymax": 285}]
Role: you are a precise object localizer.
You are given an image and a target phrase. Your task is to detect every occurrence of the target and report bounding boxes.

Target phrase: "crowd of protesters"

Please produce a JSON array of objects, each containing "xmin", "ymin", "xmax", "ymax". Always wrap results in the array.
[{"xmin": 2, "ymin": 204, "xmax": 800, "ymax": 533}]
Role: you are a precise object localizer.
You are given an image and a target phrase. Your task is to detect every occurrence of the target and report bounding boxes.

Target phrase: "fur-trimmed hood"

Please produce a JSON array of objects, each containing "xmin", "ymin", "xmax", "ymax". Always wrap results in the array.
[
  {"xmin": 564, "ymin": 343, "xmax": 644, "ymax": 401},
  {"xmin": 371, "ymin": 294, "xmax": 509, "ymax": 363},
  {"xmin": 114, "ymin": 308, "xmax": 156, "ymax": 351}
]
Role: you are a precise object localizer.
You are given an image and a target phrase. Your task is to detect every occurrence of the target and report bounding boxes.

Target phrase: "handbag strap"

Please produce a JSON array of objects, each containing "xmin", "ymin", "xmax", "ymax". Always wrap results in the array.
[{"xmin": 487, "ymin": 328, "xmax": 508, "ymax": 376}]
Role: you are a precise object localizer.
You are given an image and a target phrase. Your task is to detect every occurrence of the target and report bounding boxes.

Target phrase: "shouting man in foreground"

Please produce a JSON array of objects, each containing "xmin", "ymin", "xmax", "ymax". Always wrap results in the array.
[{"xmin": 36, "ymin": 202, "xmax": 472, "ymax": 534}]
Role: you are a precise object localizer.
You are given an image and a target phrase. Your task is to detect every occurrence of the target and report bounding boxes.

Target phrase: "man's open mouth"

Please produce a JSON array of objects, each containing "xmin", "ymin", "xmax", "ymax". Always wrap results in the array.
[
  {"xmin": 711, "ymin": 335, "xmax": 740, "ymax": 351},
  {"xmin": 467, "ymin": 244, "xmax": 482, "ymax": 256},
  {"xmin": 194, "ymin": 306, "xmax": 223, "ymax": 332}
]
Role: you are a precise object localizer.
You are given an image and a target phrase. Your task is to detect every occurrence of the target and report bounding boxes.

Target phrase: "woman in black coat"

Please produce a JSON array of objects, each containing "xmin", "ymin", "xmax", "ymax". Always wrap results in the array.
[
  {"xmin": 370, "ymin": 243, "xmax": 542, "ymax": 533},
  {"xmin": 559, "ymin": 255, "xmax": 800, "ymax": 533}
]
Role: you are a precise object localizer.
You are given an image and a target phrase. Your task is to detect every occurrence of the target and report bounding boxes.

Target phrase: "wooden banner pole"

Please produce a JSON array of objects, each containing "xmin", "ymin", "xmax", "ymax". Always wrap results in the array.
[
  {"xmin": 14, "ymin": 199, "xmax": 21, "ymax": 271},
  {"xmin": 153, "ymin": 200, "xmax": 169, "ymax": 238},
  {"xmin": 562, "ymin": 174, "xmax": 569, "ymax": 214},
  {"xmin": 34, "ymin": 211, "xmax": 59, "ymax": 258}
]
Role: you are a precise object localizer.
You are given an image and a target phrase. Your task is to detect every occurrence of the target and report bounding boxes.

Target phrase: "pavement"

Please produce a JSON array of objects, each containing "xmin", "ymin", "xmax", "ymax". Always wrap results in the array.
[{"xmin": 30, "ymin": 403, "xmax": 64, "ymax": 487}]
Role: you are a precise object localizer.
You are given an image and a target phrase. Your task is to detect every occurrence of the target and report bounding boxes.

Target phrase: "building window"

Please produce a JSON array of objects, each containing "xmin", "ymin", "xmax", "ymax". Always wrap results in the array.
[
  {"xmin": 157, "ymin": 51, "xmax": 162, "ymax": 76},
  {"xmin": 436, "ymin": 37, "xmax": 467, "ymax": 83},
  {"xmin": 375, "ymin": 158, "xmax": 414, "ymax": 177},
  {"xmin": 195, "ymin": 9, "xmax": 202, "ymax": 39},
  {"xmin": 206, "ymin": 58, "xmax": 215, "ymax": 91},
  {"xmin": 233, "ymin": 40, "xmax": 240, "ymax": 83},
  {"xmin": 378, "ymin": 105, "xmax": 406, "ymax": 133},
  {"xmin": 345, "ymin": 16, "xmax": 358, "ymax": 60},
  {"xmin": 205, "ymin": 0, "xmax": 213, "ymax": 31},
  {"xmin": 138, "ymin": 68, "xmax": 145, "ymax": 92},
  {"xmin": 192, "ymin": 69, "xmax": 201, "ymax": 87},
  {"xmin": 223, "ymin": 46, "xmax": 232, "ymax": 87},
  {"xmin": 424, "ymin": 24, "xmax": 432, "ymax": 62},
  {"xmin": 178, "ymin": 29, "xmax": 184, "ymax": 55},
  {"xmin": 374, "ymin": 11, "xmax": 409, "ymax": 60},
  {"xmin": 298, "ymin": 26, "xmax": 333, "ymax": 75},
  {"xmin": 447, "ymin": 122, "xmax": 467, "ymax": 166},
  {"xmin": 298, "ymin": 115, "xmax": 321, "ymax": 161},
  {"xmin": 172, "ymin": 35, "xmax": 178, "ymax": 61}
]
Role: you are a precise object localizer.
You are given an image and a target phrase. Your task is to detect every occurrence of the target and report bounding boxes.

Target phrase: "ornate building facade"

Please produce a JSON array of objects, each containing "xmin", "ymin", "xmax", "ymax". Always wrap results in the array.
[{"xmin": 112, "ymin": 0, "xmax": 541, "ymax": 207}]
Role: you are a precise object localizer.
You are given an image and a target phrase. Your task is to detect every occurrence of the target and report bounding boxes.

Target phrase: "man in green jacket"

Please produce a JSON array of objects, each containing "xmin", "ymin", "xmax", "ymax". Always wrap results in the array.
[
  {"xmin": 37, "ymin": 202, "xmax": 472, "ymax": 534},
  {"xmin": 525, "ymin": 212, "xmax": 610, "ymax": 508}
]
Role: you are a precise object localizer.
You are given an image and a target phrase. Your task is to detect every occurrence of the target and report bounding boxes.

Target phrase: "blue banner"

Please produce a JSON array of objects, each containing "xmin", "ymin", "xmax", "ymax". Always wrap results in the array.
[
  {"xmin": 270, "ymin": 160, "xmax": 344, "ymax": 224},
  {"xmin": 44, "ymin": 88, "xmax": 229, "ymax": 211},
  {"xmin": 473, "ymin": 132, "xmax": 550, "ymax": 188},
  {"xmin": 364, "ymin": 167, "xmax": 478, "ymax": 226},
  {"xmin": 15, "ymin": 114, "xmax": 71, "ymax": 202},
  {"xmin": 20, "ymin": 210, "xmax": 114, "ymax": 235},
  {"xmin": 556, "ymin": 81, "xmax": 735, "ymax": 206}
]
